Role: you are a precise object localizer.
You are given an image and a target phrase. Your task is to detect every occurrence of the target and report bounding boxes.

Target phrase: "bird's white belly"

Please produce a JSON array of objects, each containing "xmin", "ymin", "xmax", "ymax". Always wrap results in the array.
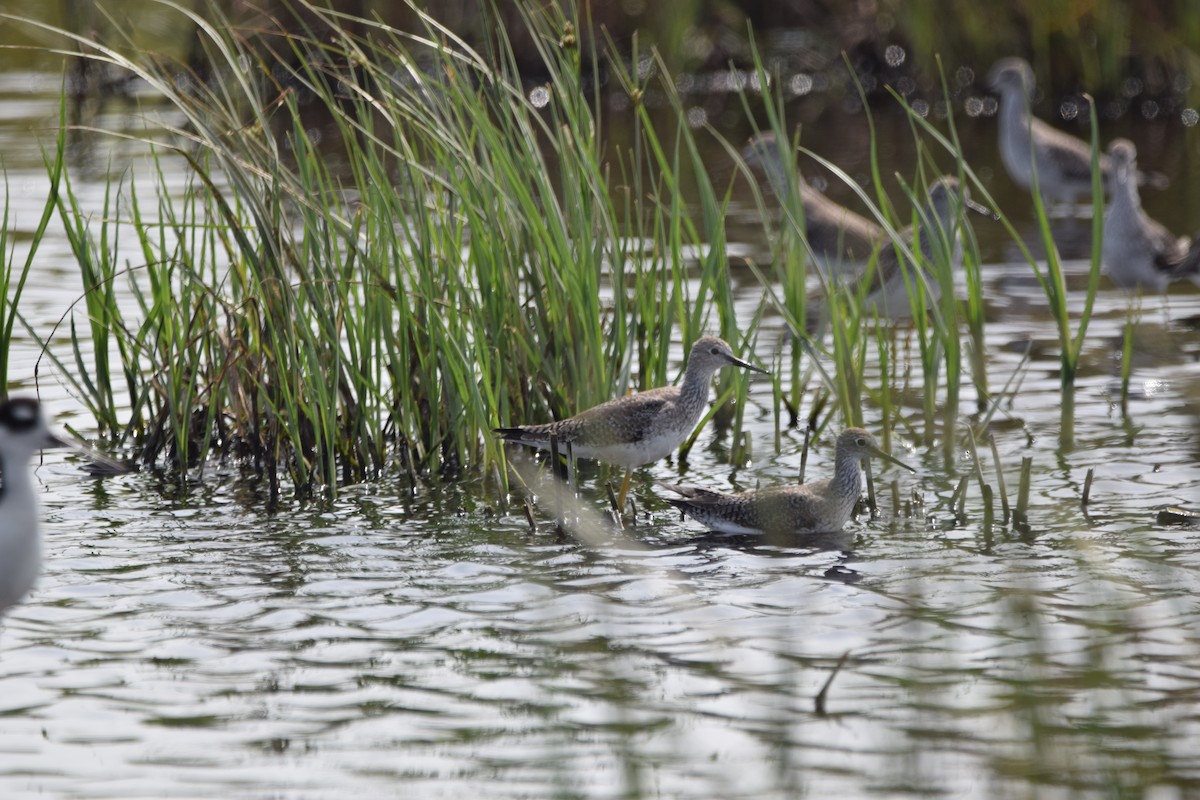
[
  {"xmin": 0, "ymin": 516, "xmax": 41, "ymax": 611},
  {"xmin": 700, "ymin": 517, "xmax": 764, "ymax": 535},
  {"xmin": 571, "ymin": 430, "xmax": 685, "ymax": 469}
]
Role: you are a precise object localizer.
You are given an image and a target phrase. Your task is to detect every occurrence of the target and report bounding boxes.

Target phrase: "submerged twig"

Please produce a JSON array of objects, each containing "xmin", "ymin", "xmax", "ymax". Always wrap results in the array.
[
  {"xmin": 523, "ymin": 497, "xmax": 537, "ymax": 533},
  {"xmin": 815, "ymin": 650, "xmax": 851, "ymax": 717}
]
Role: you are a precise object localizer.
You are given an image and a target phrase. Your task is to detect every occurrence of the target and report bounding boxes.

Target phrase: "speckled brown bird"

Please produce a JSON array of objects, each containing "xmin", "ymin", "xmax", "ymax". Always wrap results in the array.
[
  {"xmin": 496, "ymin": 336, "xmax": 768, "ymax": 507},
  {"xmin": 660, "ymin": 427, "xmax": 914, "ymax": 535}
]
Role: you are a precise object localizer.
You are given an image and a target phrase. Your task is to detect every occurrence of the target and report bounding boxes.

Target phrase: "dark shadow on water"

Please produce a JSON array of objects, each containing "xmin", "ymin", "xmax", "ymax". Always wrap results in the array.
[
  {"xmin": 638, "ymin": 521, "xmax": 868, "ymax": 583},
  {"xmin": 680, "ymin": 527, "xmax": 855, "ymax": 555}
]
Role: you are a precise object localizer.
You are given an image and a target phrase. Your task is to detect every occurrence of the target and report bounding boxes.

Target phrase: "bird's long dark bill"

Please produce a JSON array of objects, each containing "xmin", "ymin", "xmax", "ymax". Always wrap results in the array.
[
  {"xmin": 869, "ymin": 444, "xmax": 916, "ymax": 473},
  {"xmin": 724, "ymin": 354, "xmax": 770, "ymax": 375}
]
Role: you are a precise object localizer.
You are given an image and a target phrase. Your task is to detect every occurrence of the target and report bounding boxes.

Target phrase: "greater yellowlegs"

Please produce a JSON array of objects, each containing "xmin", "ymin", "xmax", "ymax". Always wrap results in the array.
[
  {"xmin": 741, "ymin": 131, "xmax": 882, "ymax": 279},
  {"xmin": 988, "ymin": 57, "xmax": 1163, "ymax": 206},
  {"xmin": 496, "ymin": 336, "xmax": 768, "ymax": 508},
  {"xmin": 0, "ymin": 398, "xmax": 65, "ymax": 616},
  {"xmin": 660, "ymin": 427, "xmax": 914, "ymax": 535},
  {"xmin": 1103, "ymin": 139, "xmax": 1200, "ymax": 292}
]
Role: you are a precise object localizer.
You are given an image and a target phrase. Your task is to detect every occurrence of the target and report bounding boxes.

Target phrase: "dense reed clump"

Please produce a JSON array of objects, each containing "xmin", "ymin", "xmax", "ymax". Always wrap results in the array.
[{"xmin": 12, "ymin": 1, "xmax": 759, "ymax": 498}]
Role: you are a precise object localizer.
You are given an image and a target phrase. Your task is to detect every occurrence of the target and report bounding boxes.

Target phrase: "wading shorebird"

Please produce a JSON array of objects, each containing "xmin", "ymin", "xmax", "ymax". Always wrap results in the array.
[
  {"xmin": 660, "ymin": 427, "xmax": 914, "ymax": 535},
  {"xmin": 0, "ymin": 398, "xmax": 65, "ymax": 617},
  {"xmin": 855, "ymin": 176, "xmax": 990, "ymax": 318},
  {"xmin": 495, "ymin": 336, "xmax": 768, "ymax": 509},
  {"xmin": 1103, "ymin": 138, "xmax": 1200, "ymax": 292},
  {"xmin": 741, "ymin": 131, "xmax": 883, "ymax": 279},
  {"xmin": 988, "ymin": 57, "xmax": 1165, "ymax": 206},
  {"xmin": 801, "ymin": 176, "xmax": 990, "ymax": 327}
]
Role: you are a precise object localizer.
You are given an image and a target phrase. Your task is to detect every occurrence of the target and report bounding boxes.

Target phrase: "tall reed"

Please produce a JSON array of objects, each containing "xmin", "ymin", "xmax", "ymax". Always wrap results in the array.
[
  {"xmin": 10, "ymin": 0, "xmax": 753, "ymax": 496},
  {"xmin": 1021, "ymin": 98, "xmax": 1104, "ymax": 449}
]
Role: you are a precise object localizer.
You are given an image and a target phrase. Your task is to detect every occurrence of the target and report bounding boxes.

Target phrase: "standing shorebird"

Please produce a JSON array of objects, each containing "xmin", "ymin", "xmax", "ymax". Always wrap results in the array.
[
  {"xmin": 660, "ymin": 427, "xmax": 914, "ymax": 535},
  {"xmin": 1103, "ymin": 139, "xmax": 1200, "ymax": 292},
  {"xmin": 855, "ymin": 176, "xmax": 989, "ymax": 318},
  {"xmin": 988, "ymin": 57, "xmax": 1163, "ymax": 206},
  {"xmin": 495, "ymin": 336, "xmax": 768, "ymax": 509},
  {"xmin": 0, "ymin": 398, "xmax": 65, "ymax": 617},
  {"xmin": 741, "ymin": 131, "xmax": 883, "ymax": 279}
]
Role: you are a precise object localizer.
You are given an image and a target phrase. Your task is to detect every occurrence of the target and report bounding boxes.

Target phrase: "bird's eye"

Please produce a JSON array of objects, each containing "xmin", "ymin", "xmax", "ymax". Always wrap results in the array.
[
  {"xmin": 710, "ymin": 347, "xmax": 720, "ymax": 355},
  {"xmin": 856, "ymin": 437, "xmax": 867, "ymax": 446}
]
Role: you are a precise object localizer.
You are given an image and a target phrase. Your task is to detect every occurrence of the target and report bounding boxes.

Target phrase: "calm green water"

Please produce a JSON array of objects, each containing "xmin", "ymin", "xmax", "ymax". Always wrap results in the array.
[{"xmin": 2, "ymin": 25, "xmax": 1200, "ymax": 800}]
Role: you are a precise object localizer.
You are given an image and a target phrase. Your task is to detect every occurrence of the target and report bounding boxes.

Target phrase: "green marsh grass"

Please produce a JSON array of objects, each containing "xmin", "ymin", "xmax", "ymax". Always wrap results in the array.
[
  {"xmin": 728, "ymin": 69, "xmax": 880, "ymax": 441},
  {"xmin": 884, "ymin": 72, "xmax": 1000, "ymax": 464},
  {"xmin": 941, "ymin": 91, "xmax": 1105, "ymax": 451},
  {"xmin": 887, "ymin": 73, "xmax": 1104, "ymax": 450},
  {"xmin": 11, "ymin": 0, "xmax": 761, "ymax": 496},
  {"xmin": 750, "ymin": 93, "xmax": 986, "ymax": 467},
  {"xmin": 1025, "ymin": 97, "xmax": 1105, "ymax": 450},
  {"xmin": 727, "ymin": 50, "xmax": 1011, "ymax": 477}
]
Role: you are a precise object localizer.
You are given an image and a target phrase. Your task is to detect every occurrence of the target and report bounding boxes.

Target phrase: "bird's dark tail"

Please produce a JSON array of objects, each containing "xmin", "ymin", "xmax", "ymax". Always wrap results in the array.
[
  {"xmin": 494, "ymin": 424, "xmax": 566, "ymax": 448},
  {"xmin": 494, "ymin": 426, "xmax": 533, "ymax": 442}
]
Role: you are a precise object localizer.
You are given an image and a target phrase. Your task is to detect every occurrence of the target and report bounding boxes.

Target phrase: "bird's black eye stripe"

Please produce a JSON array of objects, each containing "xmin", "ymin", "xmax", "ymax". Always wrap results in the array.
[{"xmin": 0, "ymin": 399, "xmax": 41, "ymax": 432}]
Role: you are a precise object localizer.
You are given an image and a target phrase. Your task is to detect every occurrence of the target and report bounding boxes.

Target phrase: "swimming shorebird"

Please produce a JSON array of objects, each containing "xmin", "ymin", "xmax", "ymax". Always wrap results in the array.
[
  {"xmin": 1103, "ymin": 139, "xmax": 1200, "ymax": 292},
  {"xmin": 660, "ymin": 427, "xmax": 914, "ymax": 535},
  {"xmin": 988, "ymin": 57, "xmax": 1164, "ymax": 206},
  {"xmin": 0, "ymin": 398, "xmax": 65, "ymax": 617},
  {"xmin": 741, "ymin": 131, "xmax": 883, "ymax": 279},
  {"xmin": 496, "ymin": 336, "xmax": 768, "ymax": 509}
]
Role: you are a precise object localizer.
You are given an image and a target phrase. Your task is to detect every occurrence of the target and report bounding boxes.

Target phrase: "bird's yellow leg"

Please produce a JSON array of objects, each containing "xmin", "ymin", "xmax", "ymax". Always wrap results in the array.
[{"xmin": 615, "ymin": 468, "xmax": 634, "ymax": 514}]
